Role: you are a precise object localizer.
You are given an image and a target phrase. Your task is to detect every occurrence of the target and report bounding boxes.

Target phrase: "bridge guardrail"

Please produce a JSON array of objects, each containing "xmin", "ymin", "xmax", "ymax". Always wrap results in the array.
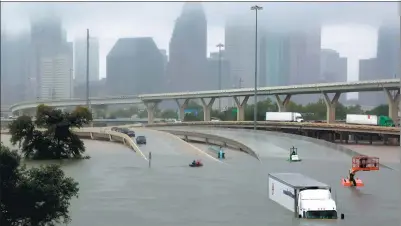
[
  {"xmin": 157, "ymin": 129, "xmax": 259, "ymax": 160},
  {"xmin": 1, "ymin": 128, "xmax": 147, "ymax": 161},
  {"xmin": 146, "ymin": 121, "xmax": 400, "ymax": 135}
]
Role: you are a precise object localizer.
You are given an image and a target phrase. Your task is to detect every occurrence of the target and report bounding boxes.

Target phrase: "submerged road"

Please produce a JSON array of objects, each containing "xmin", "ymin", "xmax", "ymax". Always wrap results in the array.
[{"xmin": 1, "ymin": 126, "xmax": 399, "ymax": 226}]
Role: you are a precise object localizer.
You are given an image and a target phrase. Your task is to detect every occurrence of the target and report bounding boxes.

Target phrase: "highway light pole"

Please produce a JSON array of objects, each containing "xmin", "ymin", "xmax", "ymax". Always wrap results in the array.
[
  {"xmin": 251, "ymin": 5, "xmax": 262, "ymax": 130},
  {"xmin": 217, "ymin": 43, "xmax": 224, "ymax": 112},
  {"xmin": 86, "ymin": 29, "xmax": 91, "ymax": 109}
]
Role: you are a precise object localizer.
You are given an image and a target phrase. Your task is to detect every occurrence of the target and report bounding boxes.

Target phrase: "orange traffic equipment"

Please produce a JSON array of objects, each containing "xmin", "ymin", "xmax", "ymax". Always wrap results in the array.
[
  {"xmin": 341, "ymin": 155, "xmax": 379, "ymax": 187},
  {"xmin": 341, "ymin": 178, "xmax": 364, "ymax": 187},
  {"xmin": 351, "ymin": 155, "xmax": 379, "ymax": 172}
]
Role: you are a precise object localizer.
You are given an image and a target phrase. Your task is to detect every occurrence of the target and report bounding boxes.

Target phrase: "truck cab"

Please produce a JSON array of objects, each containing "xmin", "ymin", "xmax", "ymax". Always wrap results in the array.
[
  {"xmin": 378, "ymin": 115, "xmax": 395, "ymax": 127},
  {"xmin": 298, "ymin": 189, "xmax": 337, "ymax": 219}
]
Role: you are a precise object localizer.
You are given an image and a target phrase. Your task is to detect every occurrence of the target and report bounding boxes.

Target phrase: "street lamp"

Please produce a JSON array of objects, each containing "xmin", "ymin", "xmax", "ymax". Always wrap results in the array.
[
  {"xmin": 251, "ymin": 5, "xmax": 262, "ymax": 130},
  {"xmin": 216, "ymin": 43, "xmax": 224, "ymax": 112},
  {"xmin": 69, "ymin": 68, "xmax": 73, "ymax": 99}
]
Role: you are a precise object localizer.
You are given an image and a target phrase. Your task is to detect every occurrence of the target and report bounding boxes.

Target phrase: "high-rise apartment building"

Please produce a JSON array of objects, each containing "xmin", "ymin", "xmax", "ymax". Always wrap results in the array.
[
  {"xmin": 106, "ymin": 37, "xmax": 164, "ymax": 96},
  {"xmin": 74, "ymin": 37, "xmax": 100, "ymax": 85},
  {"xmin": 166, "ymin": 2, "xmax": 207, "ymax": 92}
]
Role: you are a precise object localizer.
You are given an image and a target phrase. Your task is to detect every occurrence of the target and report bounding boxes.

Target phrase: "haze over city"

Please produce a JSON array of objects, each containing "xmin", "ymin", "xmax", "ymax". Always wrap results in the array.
[{"xmin": 1, "ymin": 1, "xmax": 399, "ymax": 108}]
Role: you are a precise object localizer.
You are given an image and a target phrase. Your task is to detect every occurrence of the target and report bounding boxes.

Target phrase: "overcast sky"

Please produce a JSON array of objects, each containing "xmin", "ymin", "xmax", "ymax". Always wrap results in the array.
[{"xmin": 1, "ymin": 1, "xmax": 399, "ymax": 83}]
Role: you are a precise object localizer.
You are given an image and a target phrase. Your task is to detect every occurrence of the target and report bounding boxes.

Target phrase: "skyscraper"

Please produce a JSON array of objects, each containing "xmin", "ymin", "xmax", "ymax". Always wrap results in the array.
[
  {"xmin": 224, "ymin": 18, "xmax": 255, "ymax": 90},
  {"xmin": 376, "ymin": 25, "xmax": 400, "ymax": 79},
  {"xmin": 30, "ymin": 15, "xmax": 71, "ymax": 100},
  {"xmin": 320, "ymin": 49, "xmax": 347, "ymax": 103},
  {"xmin": 1, "ymin": 32, "xmax": 31, "ymax": 104},
  {"xmin": 74, "ymin": 37, "xmax": 100, "ymax": 85},
  {"xmin": 358, "ymin": 24, "xmax": 400, "ymax": 108},
  {"xmin": 288, "ymin": 27, "xmax": 322, "ymax": 105},
  {"xmin": 106, "ymin": 37, "xmax": 164, "ymax": 96},
  {"xmin": 166, "ymin": 2, "xmax": 207, "ymax": 92},
  {"xmin": 358, "ymin": 58, "xmax": 381, "ymax": 108},
  {"xmin": 39, "ymin": 54, "xmax": 72, "ymax": 99},
  {"xmin": 259, "ymin": 30, "xmax": 291, "ymax": 87}
]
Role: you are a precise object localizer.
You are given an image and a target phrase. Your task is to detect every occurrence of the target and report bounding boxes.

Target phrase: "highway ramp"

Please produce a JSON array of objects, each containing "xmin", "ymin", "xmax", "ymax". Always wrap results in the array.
[{"xmin": 152, "ymin": 126, "xmax": 352, "ymax": 162}]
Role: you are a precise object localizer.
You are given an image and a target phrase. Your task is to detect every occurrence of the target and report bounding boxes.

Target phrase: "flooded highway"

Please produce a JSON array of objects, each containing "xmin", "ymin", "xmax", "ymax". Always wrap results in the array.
[{"xmin": 1, "ymin": 129, "xmax": 399, "ymax": 226}]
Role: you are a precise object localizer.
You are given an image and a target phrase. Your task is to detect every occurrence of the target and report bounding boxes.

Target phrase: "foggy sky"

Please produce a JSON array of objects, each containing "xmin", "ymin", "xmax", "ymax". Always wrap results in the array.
[{"xmin": 1, "ymin": 1, "xmax": 399, "ymax": 82}]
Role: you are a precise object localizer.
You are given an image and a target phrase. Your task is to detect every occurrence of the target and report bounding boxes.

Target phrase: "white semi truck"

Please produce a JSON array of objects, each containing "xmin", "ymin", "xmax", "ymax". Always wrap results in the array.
[
  {"xmin": 268, "ymin": 173, "xmax": 344, "ymax": 220},
  {"xmin": 265, "ymin": 112, "xmax": 304, "ymax": 122},
  {"xmin": 345, "ymin": 114, "xmax": 395, "ymax": 127}
]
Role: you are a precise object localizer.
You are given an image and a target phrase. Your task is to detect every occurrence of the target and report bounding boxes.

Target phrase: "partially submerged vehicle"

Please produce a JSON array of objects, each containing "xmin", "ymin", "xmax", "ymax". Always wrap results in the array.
[
  {"xmin": 269, "ymin": 173, "xmax": 344, "ymax": 220},
  {"xmin": 341, "ymin": 155, "xmax": 379, "ymax": 187}
]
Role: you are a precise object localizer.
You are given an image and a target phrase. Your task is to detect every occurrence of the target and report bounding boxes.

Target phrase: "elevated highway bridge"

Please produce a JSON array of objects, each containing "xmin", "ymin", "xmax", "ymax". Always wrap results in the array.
[{"xmin": 9, "ymin": 79, "xmax": 400, "ymax": 124}]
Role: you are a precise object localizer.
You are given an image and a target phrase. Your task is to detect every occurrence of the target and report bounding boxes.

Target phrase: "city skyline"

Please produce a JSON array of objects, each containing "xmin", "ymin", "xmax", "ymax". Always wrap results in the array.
[
  {"xmin": 1, "ymin": 2, "xmax": 396, "ymax": 82},
  {"xmin": 1, "ymin": 1, "xmax": 399, "ymax": 108}
]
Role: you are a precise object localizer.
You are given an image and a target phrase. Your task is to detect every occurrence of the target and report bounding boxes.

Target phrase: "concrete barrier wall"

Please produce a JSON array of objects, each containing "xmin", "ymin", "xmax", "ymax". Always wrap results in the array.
[
  {"xmin": 145, "ymin": 121, "xmax": 399, "ymax": 135},
  {"xmin": 1, "ymin": 128, "xmax": 144, "ymax": 159},
  {"xmin": 158, "ymin": 129, "xmax": 259, "ymax": 160}
]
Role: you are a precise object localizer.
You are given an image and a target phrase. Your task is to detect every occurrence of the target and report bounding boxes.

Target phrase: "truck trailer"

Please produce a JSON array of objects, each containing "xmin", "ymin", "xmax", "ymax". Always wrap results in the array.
[
  {"xmin": 345, "ymin": 114, "xmax": 395, "ymax": 127},
  {"xmin": 268, "ymin": 173, "xmax": 343, "ymax": 219},
  {"xmin": 265, "ymin": 112, "xmax": 304, "ymax": 122}
]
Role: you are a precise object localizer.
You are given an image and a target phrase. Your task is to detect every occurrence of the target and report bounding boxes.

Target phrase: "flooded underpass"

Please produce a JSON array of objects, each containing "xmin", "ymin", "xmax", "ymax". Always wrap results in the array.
[{"xmin": 1, "ymin": 130, "xmax": 399, "ymax": 226}]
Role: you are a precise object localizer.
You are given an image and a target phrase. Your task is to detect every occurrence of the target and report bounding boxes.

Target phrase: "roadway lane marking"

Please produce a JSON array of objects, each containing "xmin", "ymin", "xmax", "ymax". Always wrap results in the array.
[{"xmin": 137, "ymin": 128, "xmax": 227, "ymax": 165}]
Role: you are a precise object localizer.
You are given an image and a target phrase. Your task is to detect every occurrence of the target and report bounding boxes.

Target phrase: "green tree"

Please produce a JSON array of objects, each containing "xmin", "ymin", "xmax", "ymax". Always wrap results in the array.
[
  {"xmin": 366, "ymin": 104, "xmax": 389, "ymax": 116},
  {"xmin": 160, "ymin": 109, "xmax": 178, "ymax": 119},
  {"xmin": 8, "ymin": 105, "xmax": 92, "ymax": 160},
  {"xmin": 0, "ymin": 143, "xmax": 79, "ymax": 226},
  {"xmin": 138, "ymin": 110, "xmax": 148, "ymax": 118}
]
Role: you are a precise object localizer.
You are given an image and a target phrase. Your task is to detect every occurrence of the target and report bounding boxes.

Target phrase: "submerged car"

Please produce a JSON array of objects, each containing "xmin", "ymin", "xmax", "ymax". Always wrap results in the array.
[
  {"xmin": 126, "ymin": 130, "xmax": 135, "ymax": 137},
  {"xmin": 136, "ymin": 136, "xmax": 146, "ymax": 144}
]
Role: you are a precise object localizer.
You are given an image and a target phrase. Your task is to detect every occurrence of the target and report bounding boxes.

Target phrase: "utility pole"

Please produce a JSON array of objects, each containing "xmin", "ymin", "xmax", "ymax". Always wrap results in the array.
[
  {"xmin": 216, "ymin": 43, "xmax": 224, "ymax": 112},
  {"xmin": 86, "ymin": 29, "xmax": 91, "ymax": 109},
  {"xmin": 251, "ymin": 5, "xmax": 263, "ymax": 130}
]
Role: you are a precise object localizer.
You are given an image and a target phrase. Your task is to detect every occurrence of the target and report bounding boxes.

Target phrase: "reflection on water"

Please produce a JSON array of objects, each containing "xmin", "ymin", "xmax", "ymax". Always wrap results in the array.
[{"xmin": 1, "ymin": 135, "xmax": 399, "ymax": 226}]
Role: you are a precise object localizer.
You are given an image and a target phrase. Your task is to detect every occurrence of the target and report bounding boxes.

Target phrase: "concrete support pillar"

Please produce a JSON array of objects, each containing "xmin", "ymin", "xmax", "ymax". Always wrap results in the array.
[
  {"xmin": 175, "ymin": 99, "xmax": 190, "ymax": 121},
  {"xmin": 144, "ymin": 102, "xmax": 158, "ymax": 124},
  {"xmin": 201, "ymin": 98, "xmax": 215, "ymax": 121},
  {"xmin": 384, "ymin": 88, "xmax": 400, "ymax": 122},
  {"xmin": 322, "ymin": 92, "xmax": 341, "ymax": 124},
  {"xmin": 275, "ymin": 94, "xmax": 291, "ymax": 112},
  {"xmin": 233, "ymin": 96, "xmax": 249, "ymax": 121}
]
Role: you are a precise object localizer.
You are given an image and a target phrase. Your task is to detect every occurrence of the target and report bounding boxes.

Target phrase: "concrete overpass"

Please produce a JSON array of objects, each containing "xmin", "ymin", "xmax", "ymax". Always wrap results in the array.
[
  {"xmin": 10, "ymin": 96, "xmax": 144, "ymax": 114},
  {"xmin": 9, "ymin": 79, "xmax": 400, "ymax": 124}
]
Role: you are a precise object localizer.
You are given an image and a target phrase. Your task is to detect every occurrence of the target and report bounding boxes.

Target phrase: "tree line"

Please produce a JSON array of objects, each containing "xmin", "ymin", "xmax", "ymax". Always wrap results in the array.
[{"xmin": 1, "ymin": 104, "xmax": 93, "ymax": 225}]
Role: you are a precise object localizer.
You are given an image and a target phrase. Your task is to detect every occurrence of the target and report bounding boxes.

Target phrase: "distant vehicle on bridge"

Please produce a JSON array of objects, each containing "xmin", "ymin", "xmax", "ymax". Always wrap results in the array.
[
  {"xmin": 345, "ymin": 114, "xmax": 395, "ymax": 127},
  {"xmin": 265, "ymin": 112, "xmax": 304, "ymax": 123}
]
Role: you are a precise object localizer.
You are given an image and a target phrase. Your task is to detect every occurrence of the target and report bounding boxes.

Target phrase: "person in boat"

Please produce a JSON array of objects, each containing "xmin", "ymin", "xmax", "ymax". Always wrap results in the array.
[
  {"xmin": 191, "ymin": 160, "xmax": 196, "ymax": 166},
  {"xmin": 359, "ymin": 157, "xmax": 368, "ymax": 168},
  {"xmin": 196, "ymin": 160, "xmax": 201, "ymax": 165},
  {"xmin": 218, "ymin": 146, "xmax": 224, "ymax": 158},
  {"xmin": 291, "ymin": 147, "xmax": 296, "ymax": 156}
]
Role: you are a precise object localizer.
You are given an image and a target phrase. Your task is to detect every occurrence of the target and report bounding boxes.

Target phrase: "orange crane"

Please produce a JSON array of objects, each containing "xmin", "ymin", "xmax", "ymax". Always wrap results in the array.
[{"xmin": 341, "ymin": 156, "xmax": 379, "ymax": 187}]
